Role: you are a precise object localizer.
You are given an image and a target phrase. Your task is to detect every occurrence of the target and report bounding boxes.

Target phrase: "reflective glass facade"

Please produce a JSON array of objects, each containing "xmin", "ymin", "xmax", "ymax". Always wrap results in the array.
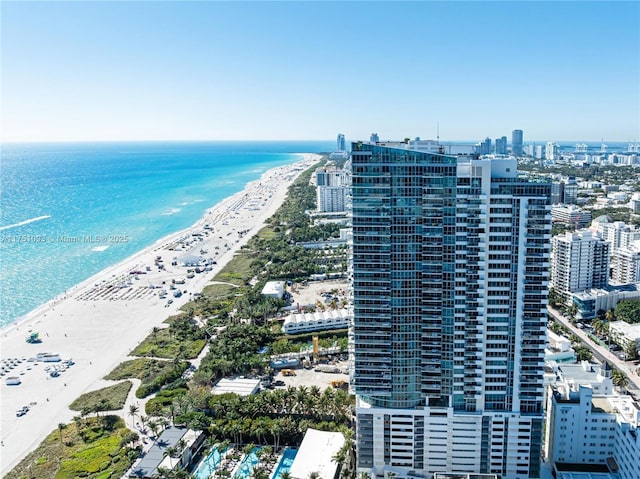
[{"xmin": 351, "ymin": 143, "xmax": 551, "ymax": 478}]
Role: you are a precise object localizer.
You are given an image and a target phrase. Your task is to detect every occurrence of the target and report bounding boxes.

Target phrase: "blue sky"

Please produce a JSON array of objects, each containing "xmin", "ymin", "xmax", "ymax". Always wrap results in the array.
[{"xmin": 1, "ymin": 1, "xmax": 638, "ymax": 143}]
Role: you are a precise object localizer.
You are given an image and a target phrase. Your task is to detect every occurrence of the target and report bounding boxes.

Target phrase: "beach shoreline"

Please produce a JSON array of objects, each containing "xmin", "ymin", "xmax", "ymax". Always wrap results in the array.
[{"xmin": 0, "ymin": 153, "xmax": 321, "ymax": 475}]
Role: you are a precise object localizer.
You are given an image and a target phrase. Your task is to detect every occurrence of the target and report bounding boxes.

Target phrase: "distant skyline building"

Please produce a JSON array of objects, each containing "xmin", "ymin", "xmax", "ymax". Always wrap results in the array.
[
  {"xmin": 550, "ymin": 178, "xmax": 578, "ymax": 205},
  {"xmin": 512, "ymin": 129, "xmax": 524, "ymax": 156},
  {"xmin": 478, "ymin": 137, "xmax": 492, "ymax": 155},
  {"xmin": 351, "ymin": 142, "xmax": 551, "ymax": 478},
  {"xmin": 545, "ymin": 141, "xmax": 559, "ymax": 161},
  {"xmin": 370, "ymin": 133, "xmax": 379, "ymax": 143},
  {"xmin": 337, "ymin": 133, "xmax": 346, "ymax": 152},
  {"xmin": 495, "ymin": 136, "xmax": 507, "ymax": 154}
]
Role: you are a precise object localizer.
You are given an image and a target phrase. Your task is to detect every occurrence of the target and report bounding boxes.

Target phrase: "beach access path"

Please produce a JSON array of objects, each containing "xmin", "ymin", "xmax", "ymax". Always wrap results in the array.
[{"xmin": 0, "ymin": 154, "xmax": 321, "ymax": 475}]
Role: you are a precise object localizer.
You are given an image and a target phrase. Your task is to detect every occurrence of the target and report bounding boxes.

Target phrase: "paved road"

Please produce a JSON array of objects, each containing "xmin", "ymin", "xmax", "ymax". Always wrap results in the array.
[{"xmin": 547, "ymin": 306, "xmax": 640, "ymax": 391}]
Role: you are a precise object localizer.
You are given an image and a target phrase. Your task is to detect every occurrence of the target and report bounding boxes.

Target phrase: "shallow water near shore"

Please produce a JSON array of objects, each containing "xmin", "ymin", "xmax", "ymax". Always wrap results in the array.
[{"xmin": 0, "ymin": 141, "xmax": 332, "ymax": 326}]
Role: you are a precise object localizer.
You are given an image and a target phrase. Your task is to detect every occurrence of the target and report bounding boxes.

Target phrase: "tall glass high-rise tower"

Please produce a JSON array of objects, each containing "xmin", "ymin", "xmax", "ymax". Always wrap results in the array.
[
  {"xmin": 337, "ymin": 133, "xmax": 346, "ymax": 152},
  {"xmin": 512, "ymin": 129, "xmax": 524, "ymax": 156},
  {"xmin": 351, "ymin": 142, "xmax": 551, "ymax": 479}
]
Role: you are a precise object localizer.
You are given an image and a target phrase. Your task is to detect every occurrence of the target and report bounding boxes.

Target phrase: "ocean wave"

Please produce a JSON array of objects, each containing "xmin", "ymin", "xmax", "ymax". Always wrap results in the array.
[
  {"xmin": 0, "ymin": 215, "xmax": 52, "ymax": 231},
  {"xmin": 160, "ymin": 208, "xmax": 181, "ymax": 216}
]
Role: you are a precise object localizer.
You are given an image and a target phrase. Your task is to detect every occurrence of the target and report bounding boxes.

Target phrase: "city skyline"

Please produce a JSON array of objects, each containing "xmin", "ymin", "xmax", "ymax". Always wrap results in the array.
[{"xmin": 2, "ymin": 1, "xmax": 639, "ymax": 143}]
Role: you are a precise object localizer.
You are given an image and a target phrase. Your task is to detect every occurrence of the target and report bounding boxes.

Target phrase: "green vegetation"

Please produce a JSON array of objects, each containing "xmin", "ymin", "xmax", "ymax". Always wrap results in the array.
[
  {"xmin": 270, "ymin": 330, "xmax": 348, "ymax": 355},
  {"xmin": 548, "ymin": 318, "xmax": 570, "ymax": 337},
  {"xmin": 191, "ymin": 385, "xmax": 353, "ymax": 446},
  {"xmin": 144, "ymin": 387, "xmax": 189, "ymax": 416},
  {"xmin": 213, "ymin": 253, "xmax": 255, "ymax": 286},
  {"xmin": 519, "ymin": 163, "xmax": 640, "ymax": 187},
  {"xmin": 105, "ymin": 358, "xmax": 189, "ymax": 398},
  {"xmin": 5, "ymin": 416, "xmax": 137, "ymax": 479},
  {"xmin": 192, "ymin": 324, "xmax": 275, "ymax": 385},
  {"xmin": 574, "ymin": 345, "xmax": 593, "ymax": 362},
  {"xmin": 591, "ymin": 207, "xmax": 635, "ymax": 224},
  {"xmin": 202, "ymin": 282, "xmax": 239, "ymax": 300},
  {"xmin": 69, "ymin": 381, "xmax": 132, "ymax": 413},
  {"xmin": 611, "ymin": 368, "xmax": 629, "ymax": 388},
  {"xmin": 131, "ymin": 316, "xmax": 207, "ymax": 359},
  {"xmin": 614, "ymin": 299, "xmax": 640, "ymax": 324}
]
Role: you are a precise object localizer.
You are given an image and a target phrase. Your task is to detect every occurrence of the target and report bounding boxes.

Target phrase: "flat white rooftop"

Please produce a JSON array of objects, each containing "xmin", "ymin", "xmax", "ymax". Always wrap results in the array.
[
  {"xmin": 288, "ymin": 428, "xmax": 345, "ymax": 479},
  {"xmin": 211, "ymin": 377, "xmax": 260, "ymax": 396}
]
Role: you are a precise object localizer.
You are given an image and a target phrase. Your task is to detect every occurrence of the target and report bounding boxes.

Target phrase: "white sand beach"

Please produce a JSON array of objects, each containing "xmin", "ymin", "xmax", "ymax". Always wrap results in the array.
[{"xmin": 0, "ymin": 154, "xmax": 321, "ymax": 475}]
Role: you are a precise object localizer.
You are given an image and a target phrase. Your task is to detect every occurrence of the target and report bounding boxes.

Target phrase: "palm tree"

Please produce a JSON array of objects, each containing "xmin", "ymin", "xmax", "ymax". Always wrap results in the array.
[
  {"xmin": 129, "ymin": 403, "xmax": 140, "ymax": 425},
  {"xmin": 612, "ymin": 369, "xmax": 629, "ymax": 388},
  {"xmin": 148, "ymin": 419, "xmax": 160, "ymax": 438},
  {"xmin": 566, "ymin": 302, "xmax": 579, "ymax": 323},
  {"xmin": 57, "ymin": 422, "xmax": 66, "ymax": 446},
  {"xmin": 280, "ymin": 472, "xmax": 292, "ymax": 479},
  {"xmin": 308, "ymin": 472, "xmax": 321, "ymax": 479},
  {"xmin": 605, "ymin": 309, "xmax": 615, "ymax": 322}
]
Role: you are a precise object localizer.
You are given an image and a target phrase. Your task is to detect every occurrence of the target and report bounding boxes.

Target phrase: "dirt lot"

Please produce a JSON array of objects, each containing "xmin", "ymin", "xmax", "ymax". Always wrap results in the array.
[
  {"xmin": 272, "ymin": 360, "xmax": 350, "ymax": 391},
  {"xmin": 288, "ymin": 279, "xmax": 349, "ymax": 310}
]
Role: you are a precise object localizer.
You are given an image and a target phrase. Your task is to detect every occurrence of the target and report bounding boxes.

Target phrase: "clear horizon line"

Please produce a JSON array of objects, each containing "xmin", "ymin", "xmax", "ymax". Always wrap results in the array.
[{"xmin": 2, "ymin": 138, "xmax": 638, "ymax": 145}]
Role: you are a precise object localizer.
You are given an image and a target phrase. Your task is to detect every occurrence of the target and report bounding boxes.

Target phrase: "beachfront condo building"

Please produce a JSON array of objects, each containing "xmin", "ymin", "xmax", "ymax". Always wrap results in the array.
[
  {"xmin": 317, "ymin": 167, "xmax": 350, "ymax": 213},
  {"xmin": 350, "ymin": 142, "xmax": 551, "ymax": 479}
]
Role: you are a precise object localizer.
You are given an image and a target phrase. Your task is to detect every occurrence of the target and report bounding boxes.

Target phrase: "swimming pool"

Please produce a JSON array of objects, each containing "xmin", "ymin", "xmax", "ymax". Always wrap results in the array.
[
  {"xmin": 233, "ymin": 447, "xmax": 260, "ymax": 479},
  {"xmin": 271, "ymin": 448, "xmax": 298, "ymax": 479},
  {"xmin": 194, "ymin": 446, "xmax": 226, "ymax": 479}
]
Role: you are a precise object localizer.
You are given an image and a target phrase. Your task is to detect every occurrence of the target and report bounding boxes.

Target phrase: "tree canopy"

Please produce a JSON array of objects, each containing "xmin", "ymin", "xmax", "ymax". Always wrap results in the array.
[{"xmin": 614, "ymin": 299, "xmax": 640, "ymax": 324}]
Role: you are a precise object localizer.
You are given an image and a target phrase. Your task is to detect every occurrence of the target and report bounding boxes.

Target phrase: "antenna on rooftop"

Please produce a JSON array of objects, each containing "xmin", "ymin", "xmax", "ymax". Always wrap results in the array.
[{"xmin": 437, "ymin": 122, "xmax": 445, "ymax": 154}]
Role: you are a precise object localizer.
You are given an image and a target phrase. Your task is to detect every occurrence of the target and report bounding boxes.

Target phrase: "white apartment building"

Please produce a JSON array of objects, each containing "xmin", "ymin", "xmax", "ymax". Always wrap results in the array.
[
  {"xmin": 551, "ymin": 230, "xmax": 610, "ymax": 301},
  {"xmin": 545, "ymin": 384, "xmax": 640, "ymax": 479},
  {"xmin": 551, "ymin": 205, "xmax": 592, "ymax": 228},
  {"xmin": 281, "ymin": 308, "xmax": 349, "ymax": 334},
  {"xmin": 609, "ymin": 321, "xmax": 640, "ymax": 354},
  {"xmin": 316, "ymin": 167, "xmax": 350, "ymax": 213},
  {"xmin": 546, "ymin": 142, "xmax": 559, "ymax": 161},
  {"xmin": 545, "ymin": 330, "xmax": 576, "ymax": 363},
  {"xmin": 611, "ymin": 247, "xmax": 640, "ymax": 284},
  {"xmin": 572, "ymin": 285, "xmax": 640, "ymax": 320},
  {"xmin": 318, "ymin": 186, "xmax": 348, "ymax": 213},
  {"xmin": 595, "ymin": 220, "xmax": 640, "ymax": 254},
  {"xmin": 543, "ymin": 361, "xmax": 614, "ymax": 407}
]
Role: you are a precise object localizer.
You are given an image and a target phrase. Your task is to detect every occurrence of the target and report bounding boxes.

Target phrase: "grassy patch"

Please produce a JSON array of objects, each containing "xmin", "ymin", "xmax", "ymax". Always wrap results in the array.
[
  {"xmin": 69, "ymin": 381, "xmax": 132, "ymax": 412},
  {"xmin": 4, "ymin": 416, "xmax": 136, "ymax": 479},
  {"xmin": 212, "ymin": 251, "xmax": 254, "ymax": 286},
  {"xmin": 144, "ymin": 387, "xmax": 188, "ymax": 416},
  {"xmin": 255, "ymin": 225, "xmax": 277, "ymax": 240},
  {"xmin": 130, "ymin": 327, "xmax": 206, "ymax": 359},
  {"xmin": 104, "ymin": 358, "xmax": 189, "ymax": 398},
  {"xmin": 202, "ymin": 282, "xmax": 239, "ymax": 300}
]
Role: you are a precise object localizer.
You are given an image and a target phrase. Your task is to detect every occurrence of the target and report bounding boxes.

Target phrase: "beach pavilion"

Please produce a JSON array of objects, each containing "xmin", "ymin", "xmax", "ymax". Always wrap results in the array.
[{"xmin": 178, "ymin": 254, "xmax": 204, "ymax": 267}]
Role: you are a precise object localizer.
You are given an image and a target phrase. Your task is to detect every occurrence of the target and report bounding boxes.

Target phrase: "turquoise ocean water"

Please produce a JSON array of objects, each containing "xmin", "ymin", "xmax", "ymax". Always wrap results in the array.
[{"xmin": 0, "ymin": 141, "xmax": 332, "ymax": 327}]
